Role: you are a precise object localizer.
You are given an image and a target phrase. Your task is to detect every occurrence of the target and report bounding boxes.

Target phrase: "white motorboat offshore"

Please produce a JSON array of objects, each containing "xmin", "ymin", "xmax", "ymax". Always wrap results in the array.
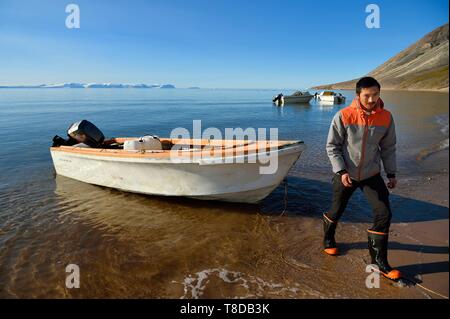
[
  {"xmin": 50, "ymin": 137, "xmax": 306, "ymax": 203},
  {"xmin": 317, "ymin": 91, "xmax": 346, "ymax": 104}
]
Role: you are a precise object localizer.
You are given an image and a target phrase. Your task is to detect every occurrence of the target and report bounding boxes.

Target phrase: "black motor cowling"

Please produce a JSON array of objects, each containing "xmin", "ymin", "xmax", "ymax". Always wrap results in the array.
[
  {"xmin": 52, "ymin": 135, "xmax": 77, "ymax": 147},
  {"xmin": 67, "ymin": 120, "xmax": 105, "ymax": 147}
]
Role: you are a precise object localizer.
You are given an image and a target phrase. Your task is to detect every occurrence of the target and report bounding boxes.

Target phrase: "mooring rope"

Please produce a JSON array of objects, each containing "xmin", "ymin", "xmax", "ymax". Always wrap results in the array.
[
  {"xmin": 279, "ymin": 178, "xmax": 288, "ymax": 216},
  {"xmin": 366, "ymin": 265, "xmax": 449, "ymax": 299},
  {"xmin": 414, "ymin": 282, "xmax": 449, "ymax": 299}
]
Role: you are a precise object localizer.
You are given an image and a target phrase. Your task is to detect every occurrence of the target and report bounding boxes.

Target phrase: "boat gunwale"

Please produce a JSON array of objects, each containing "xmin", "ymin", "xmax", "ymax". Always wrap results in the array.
[{"xmin": 50, "ymin": 139, "xmax": 305, "ymax": 163}]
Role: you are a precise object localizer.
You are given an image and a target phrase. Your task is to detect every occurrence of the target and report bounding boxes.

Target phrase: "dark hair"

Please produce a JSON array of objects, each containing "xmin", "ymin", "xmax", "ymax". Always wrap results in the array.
[{"xmin": 356, "ymin": 77, "xmax": 381, "ymax": 94}]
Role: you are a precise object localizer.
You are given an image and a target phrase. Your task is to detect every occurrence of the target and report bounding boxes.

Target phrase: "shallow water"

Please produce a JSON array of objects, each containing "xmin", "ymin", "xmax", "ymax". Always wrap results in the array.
[{"xmin": 0, "ymin": 89, "xmax": 448, "ymax": 298}]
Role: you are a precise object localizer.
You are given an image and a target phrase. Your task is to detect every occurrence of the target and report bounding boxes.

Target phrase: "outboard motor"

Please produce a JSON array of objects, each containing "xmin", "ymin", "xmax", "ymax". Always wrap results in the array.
[
  {"xmin": 52, "ymin": 120, "xmax": 105, "ymax": 148},
  {"xmin": 67, "ymin": 120, "xmax": 105, "ymax": 148},
  {"xmin": 272, "ymin": 93, "xmax": 284, "ymax": 106}
]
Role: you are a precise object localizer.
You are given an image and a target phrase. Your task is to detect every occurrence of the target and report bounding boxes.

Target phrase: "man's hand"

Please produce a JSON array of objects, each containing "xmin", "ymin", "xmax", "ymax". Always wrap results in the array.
[
  {"xmin": 387, "ymin": 178, "xmax": 397, "ymax": 189},
  {"xmin": 341, "ymin": 173, "xmax": 353, "ymax": 187}
]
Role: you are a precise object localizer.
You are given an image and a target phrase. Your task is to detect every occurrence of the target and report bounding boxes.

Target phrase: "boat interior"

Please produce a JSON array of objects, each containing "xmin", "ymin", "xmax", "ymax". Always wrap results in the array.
[{"xmin": 51, "ymin": 138, "xmax": 304, "ymax": 158}]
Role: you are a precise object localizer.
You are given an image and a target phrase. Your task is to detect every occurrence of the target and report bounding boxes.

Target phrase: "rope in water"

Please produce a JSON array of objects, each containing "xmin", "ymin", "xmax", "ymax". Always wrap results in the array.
[
  {"xmin": 279, "ymin": 253, "xmax": 449, "ymax": 299},
  {"xmin": 367, "ymin": 265, "xmax": 449, "ymax": 299},
  {"xmin": 279, "ymin": 178, "xmax": 288, "ymax": 216}
]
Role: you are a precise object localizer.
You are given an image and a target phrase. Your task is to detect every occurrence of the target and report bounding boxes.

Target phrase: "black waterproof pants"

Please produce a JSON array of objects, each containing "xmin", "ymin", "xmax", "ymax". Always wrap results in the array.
[{"xmin": 325, "ymin": 173, "xmax": 392, "ymax": 233}]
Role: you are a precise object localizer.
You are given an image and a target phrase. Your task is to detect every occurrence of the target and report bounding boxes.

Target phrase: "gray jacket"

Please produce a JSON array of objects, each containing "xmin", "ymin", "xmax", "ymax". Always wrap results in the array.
[{"xmin": 326, "ymin": 98, "xmax": 396, "ymax": 181}]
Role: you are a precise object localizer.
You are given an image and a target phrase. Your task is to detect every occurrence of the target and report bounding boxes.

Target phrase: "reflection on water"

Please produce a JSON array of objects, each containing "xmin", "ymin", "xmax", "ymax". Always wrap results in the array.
[
  {"xmin": 0, "ymin": 174, "xmax": 425, "ymax": 298},
  {"xmin": 0, "ymin": 89, "xmax": 447, "ymax": 298}
]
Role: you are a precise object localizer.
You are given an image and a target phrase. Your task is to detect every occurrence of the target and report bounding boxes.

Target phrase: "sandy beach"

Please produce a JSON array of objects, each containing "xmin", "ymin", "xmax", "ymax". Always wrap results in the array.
[
  {"xmin": 310, "ymin": 172, "xmax": 448, "ymax": 298},
  {"xmin": 389, "ymin": 172, "xmax": 449, "ymax": 298}
]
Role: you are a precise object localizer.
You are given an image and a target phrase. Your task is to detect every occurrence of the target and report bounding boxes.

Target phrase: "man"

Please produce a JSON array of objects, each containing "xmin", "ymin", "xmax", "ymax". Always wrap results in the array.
[{"xmin": 324, "ymin": 77, "xmax": 401, "ymax": 281}]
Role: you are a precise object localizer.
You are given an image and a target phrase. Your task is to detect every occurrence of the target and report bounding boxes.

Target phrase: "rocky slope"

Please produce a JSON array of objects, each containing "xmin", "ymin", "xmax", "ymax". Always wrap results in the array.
[{"xmin": 313, "ymin": 23, "xmax": 449, "ymax": 92}]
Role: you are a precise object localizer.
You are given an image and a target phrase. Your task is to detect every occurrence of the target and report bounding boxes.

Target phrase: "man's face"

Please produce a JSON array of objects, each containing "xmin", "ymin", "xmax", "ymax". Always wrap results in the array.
[{"xmin": 358, "ymin": 86, "xmax": 380, "ymax": 110}]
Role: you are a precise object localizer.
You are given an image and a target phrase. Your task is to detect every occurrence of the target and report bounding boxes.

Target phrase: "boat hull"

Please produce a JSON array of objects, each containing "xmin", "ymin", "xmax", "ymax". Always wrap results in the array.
[
  {"xmin": 319, "ymin": 96, "xmax": 336, "ymax": 102},
  {"xmin": 50, "ymin": 144, "xmax": 305, "ymax": 203},
  {"xmin": 318, "ymin": 96, "xmax": 346, "ymax": 104},
  {"xmin": 283, "ymin": 96, "xmax": 313, "ymax": 103}
]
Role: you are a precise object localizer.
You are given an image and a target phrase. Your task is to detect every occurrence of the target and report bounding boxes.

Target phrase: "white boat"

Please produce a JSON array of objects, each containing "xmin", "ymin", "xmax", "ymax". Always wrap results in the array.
[
  {"xmin": 283, "ymin": 91, "xmax": 314, "ymax": 104},
  {"xmin": 50, "ymin": 138, "xmax": 306, "ymax": 203},
  {"xmin": 317, "ymin": 91, "xmax": 346, "ymax": 104}
]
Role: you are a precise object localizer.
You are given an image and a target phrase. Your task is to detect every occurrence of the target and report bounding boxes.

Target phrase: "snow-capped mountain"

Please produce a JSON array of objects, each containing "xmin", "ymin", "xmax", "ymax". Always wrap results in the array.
[{"xmin": 0, "ymin": 83, "xmax": 176, "ymax": 89}]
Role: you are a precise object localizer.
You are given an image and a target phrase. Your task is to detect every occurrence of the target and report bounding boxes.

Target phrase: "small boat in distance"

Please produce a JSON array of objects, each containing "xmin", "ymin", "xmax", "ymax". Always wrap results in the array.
[
  {"xmin": 283, "ymin": 91, "xmax": 314, "ymax": 104},
  {"xmin": 317, "ymin": 91, "xmax": 346, "ymax": 104},
  {"xmin": 50, "ymin": 137, "xmax": 306, "ymax": 203}
]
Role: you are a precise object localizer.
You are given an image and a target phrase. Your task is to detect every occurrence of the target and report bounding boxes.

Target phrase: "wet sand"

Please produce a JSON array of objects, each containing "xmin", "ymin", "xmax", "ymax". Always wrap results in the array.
[
  {"xmin": 389, "ymin": 171, "xmax": 449, "ymax": 298},
  {"xmin": 296, "ymin": 166, "xmax": 449, "ymax": 299}
]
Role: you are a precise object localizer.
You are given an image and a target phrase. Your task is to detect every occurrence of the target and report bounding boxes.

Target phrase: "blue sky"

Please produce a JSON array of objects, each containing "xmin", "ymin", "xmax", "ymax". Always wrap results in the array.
[{"xmin": 0, "ymin": 0, "xmax": 448, "ymax": 88}]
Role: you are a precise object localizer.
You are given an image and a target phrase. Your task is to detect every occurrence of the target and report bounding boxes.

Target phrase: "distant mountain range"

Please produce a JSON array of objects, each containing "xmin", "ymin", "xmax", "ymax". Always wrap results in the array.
[
  {"xmin": 312, "ymin": 23, "xmax": 449, "ymax": 92},
  {"xmin": 0, "ymin": 83, "xmax": 176, "ymax": 89}
]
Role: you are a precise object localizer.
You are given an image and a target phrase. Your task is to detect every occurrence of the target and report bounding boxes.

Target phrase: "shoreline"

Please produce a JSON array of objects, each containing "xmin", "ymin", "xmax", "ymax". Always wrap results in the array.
[
  {"xmin": 388, "ymin": 171, "xmax": 448, "ymax": 299},
  {"xmin": 310, "ymin": 87, "xmax": 449, "ymax": 93}
]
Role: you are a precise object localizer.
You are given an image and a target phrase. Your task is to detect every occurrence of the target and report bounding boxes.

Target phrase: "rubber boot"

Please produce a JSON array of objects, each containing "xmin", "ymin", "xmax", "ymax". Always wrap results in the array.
[
  {"xmin": 323, "ymin": 213, "xmax": 338, "ymax": 255},
  {"xmin": 367, "ymin": 231, "xmax": 402, "ymax": 280}
]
